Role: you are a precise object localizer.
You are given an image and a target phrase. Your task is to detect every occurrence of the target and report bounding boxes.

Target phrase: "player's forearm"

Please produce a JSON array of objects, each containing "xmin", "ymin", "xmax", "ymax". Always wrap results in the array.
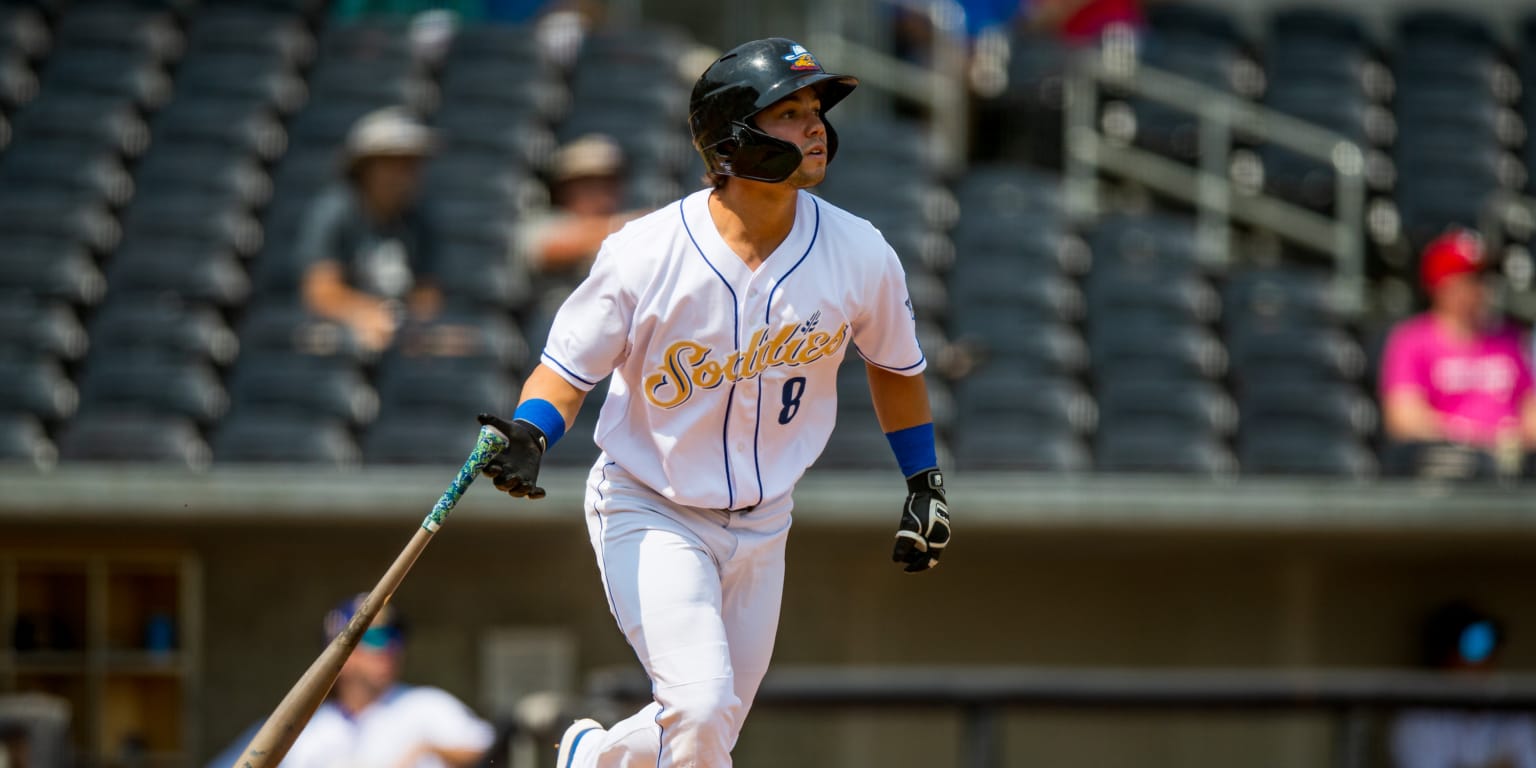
[
  {"xmin": 519, "ymin": 363, "xmax": 589, "ymax": 429},
  {"xmin": 865, "ymin": 363, "xmax": 933, "ymax": 433}
]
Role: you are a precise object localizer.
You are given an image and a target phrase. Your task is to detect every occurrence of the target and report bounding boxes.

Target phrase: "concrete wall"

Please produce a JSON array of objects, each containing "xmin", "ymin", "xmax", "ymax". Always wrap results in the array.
[{"xmin": 11, "ymin": 514, "xmax": 1536, "ymax": 768}]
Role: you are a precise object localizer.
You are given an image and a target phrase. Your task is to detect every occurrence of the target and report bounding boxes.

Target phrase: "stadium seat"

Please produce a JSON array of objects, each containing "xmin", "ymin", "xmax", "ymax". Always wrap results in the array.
[
  {"xmin": 1227, "ymin": 324, "xmax": 1365, "ymax": 384},
  {"xmin": 287, "ymin": 99, "xmax": 397, "ymax": 148},
  {"xmin": 1237, "ymin": 378, "xmax": 1377, "ymax": 437},
  {"xmin": 1237, "ymin": 426, "xmax": 1376, "ymax": 478},
  {"xmin": 87, "ymin": 297, "xmax": 239, "ymax": 365},
  {"xmin": 956, "ymin": 372, "xmax": 1097, "ymax": 437},
  {"xmin": 0, "ymin": 297, "xmax": 86, "ymax": 360},
  {"xmin": 1086, "ymin": 268, "xmax": 1220, "ymax": 326},
  {"xmin": 434, "ymin": 240, "xmax": 535, "ymax": 310},
  {"xmin": 133, "ymin": 145, "xmax": 272, "ymax": 210},
  {"xmin": 0, "ymin": 236, "xmax": 107, "ymax": 303},
  {"xmin": 817, "ymin": 422, "xmax": 901, "ymax": 471},
  {"xmin": 1096, "ymin": 424, "xmax": 1236, "ymax": 475},
  {"xmin": 362, "ymin": 412, "xmax": 504, "ymax": 465},
  {"xmin": 1097, "ymin": 377, "xmax": 1236, "ymax": 436},
  {"xmin": 172, "ymin": 54, "xmax": 308, "ymax": 115},
  {"xmin": 184, "ymin": 8, "xmax": 315, "ymax": 66},
  {"xmin": 951, "ymin": 219, "xmax": 1090, "ymax": 275},
  {"xmin": 307, "ymin": 60, "xmax": 434, "ymax": 111},
  {"xmin": 10, "ymin": 92, "xmax": 149, "ymax": 157},
  {"xmin": 0, "ymin": 411, "xmax": 55, "ymax": 468},
  {"xmin": 949, "ymin": 310, "xmax": 1088, "ymax": 376},
  {"xmin": 56, "ymin": 411, "xmax": 210, "ymax": 467},
  {"xmin": 54, "ymin": 5, "xmax": 182, "ymax": 61},
  {"xmin": 949, "ymin": 266, "xmax": 1083, "ymax": 324},
  {"xmin": 37, "ymin": 48, "xmax": 171, "ymax": 107},
  {"xmin": 76, "ymin": 353, "xmax": 227, "ymax": 424},
  {"xmin": 954, "ymin": 426, "xmax": 1091, "ymax": 472},
  {"xmin": 152, "ymin": 97, "xmax": 288, "ymax": 162},
  {"xmin": 0, "ymin": 7, "xmax": 50, "ymax": 62},
  {"xmin": 1090, "ymin": 322, "xmax": 1228, "ymax": 381},
  {"xmin": 0, "ymin": 356, "xmax": 77, "ymax": 420},
  {"xmin": 107, "ymin": 239, "xmax": 252, "ymax": 305},
  {"xmin": 1090, "ymin": 213, "xmax": 1200, "ymax": 268},
  {"xmin": 1223, "ymin": 266, "xmax": 1340, "ymax": 328},
  {"xmin": 385, "ymin": 312, "xmax": 531, "ymax": 371},
  {"xmin": 119, "ymin": 193, "xmax": 263, "ymax": 257},
  {"xmin": 238, "ymin": 302, "xmax": 375, "ymax": 362},
  {"xmin": 439, "ymin": 66, "xmax": 565, "ymax": 121},
  {"xmin": 425, "ymin": 150, "xmax": 551, "ymax": 206},
  {"xmin": 374, "ymin": 359, "xmax": 516, "ymax": 419},
  {"xmin": 0, "ymin": 140, "xmax": 133, "ymax": 206},
  {"xmin": 227, "ymin": 351, "xmax": 377, "ymax": 425},
  {"xmin": 213, "ymin": 410, "xmax": 359, "ymax": 466}
]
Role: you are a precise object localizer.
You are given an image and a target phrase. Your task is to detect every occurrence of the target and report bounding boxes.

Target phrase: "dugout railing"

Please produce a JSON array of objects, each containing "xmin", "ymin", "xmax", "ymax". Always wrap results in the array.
[{"xmin": 582, "ymin": 664, "xmax": 1536, "ymax": 768}]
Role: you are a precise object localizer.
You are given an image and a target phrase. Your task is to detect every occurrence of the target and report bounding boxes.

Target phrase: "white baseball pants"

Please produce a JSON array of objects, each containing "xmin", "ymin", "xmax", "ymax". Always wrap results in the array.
[{"xmin": 572, "ymin": 454, "xmax": 793, "ymax": 768}]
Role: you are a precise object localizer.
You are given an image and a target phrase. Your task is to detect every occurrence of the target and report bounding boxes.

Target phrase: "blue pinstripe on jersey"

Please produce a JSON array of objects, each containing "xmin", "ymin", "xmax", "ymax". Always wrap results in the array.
[{"xmin": 679, "ymin": 199, "xmax": 741, "ymax": 509}]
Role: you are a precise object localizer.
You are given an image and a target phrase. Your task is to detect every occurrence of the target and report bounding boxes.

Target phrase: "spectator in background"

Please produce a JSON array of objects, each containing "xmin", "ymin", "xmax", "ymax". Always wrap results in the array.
[
  {"xmin": 1392, "ymin": 602, "xmax": 1536, "ymax": 768},
  {"xmin": 299, "ymin": 107, "xmax": 443, "ymax": 353},
  {"xmin": 1026, "ymin": 0, "xmax": 1145, "ymax": 45},
  {"xmin": 207, "ymin": 595, "xmax": 494, "ymax": 768},
  {"xmin": 517, "ymin": 134, "xmax": 639, "ymax": 340},
  {"xmin": 1381, "ymin": 229, "xmax": 1536, "ymax": 477}
]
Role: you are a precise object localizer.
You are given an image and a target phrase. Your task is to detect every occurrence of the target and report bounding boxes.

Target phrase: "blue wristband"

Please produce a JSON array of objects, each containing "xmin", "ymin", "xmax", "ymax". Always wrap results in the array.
[
  {"xmin": 513, "ymin": 398, "xmax": 566, "ymax": 449},
  {"xmin": 885, "ymin": 422, "xmax": 937, "ymax": 478}
]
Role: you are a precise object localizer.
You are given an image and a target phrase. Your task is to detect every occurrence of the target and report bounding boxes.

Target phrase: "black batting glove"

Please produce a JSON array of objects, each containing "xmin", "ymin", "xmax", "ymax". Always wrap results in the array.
[
  {"xmin": 892, "ymin": 467, "xmax": 950, "ymax": 573},
  {"xmin": 476, "ymin": 413, "xmax": 548, "ymax": 500}
]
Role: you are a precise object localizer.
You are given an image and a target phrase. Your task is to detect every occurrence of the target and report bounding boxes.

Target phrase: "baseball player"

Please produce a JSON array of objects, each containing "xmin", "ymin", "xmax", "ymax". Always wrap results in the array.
[{"xmin": 478, "ymin": 37, "xmax": 951, "ymax": 767}]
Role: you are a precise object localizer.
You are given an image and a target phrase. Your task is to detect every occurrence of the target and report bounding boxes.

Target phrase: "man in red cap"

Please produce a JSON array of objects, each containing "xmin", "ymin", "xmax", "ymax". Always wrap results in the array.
[{"xmin": 1379, "ymin": 229, "xmax": 1536, "ymax": 472}]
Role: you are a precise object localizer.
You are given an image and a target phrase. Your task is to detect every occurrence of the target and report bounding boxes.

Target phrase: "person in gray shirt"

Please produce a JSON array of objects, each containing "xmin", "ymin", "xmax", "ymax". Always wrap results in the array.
[{"xmin": 299, "ymin": 107, "xmax": 443, "ymax": 353}]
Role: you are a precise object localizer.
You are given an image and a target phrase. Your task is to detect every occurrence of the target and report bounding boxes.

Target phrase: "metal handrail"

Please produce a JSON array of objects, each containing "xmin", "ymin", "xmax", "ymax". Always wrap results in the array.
[
  {"xmin": 807, "ymin": 0, "xmax": 970, "ymax": 174},
  {"xmin": 1064, "ymin": 43, "xmax": 1368, "ymax": 315},
  {"xmin": 587, "ymin": 664, "xmax": 1536, "ymax": 768}
]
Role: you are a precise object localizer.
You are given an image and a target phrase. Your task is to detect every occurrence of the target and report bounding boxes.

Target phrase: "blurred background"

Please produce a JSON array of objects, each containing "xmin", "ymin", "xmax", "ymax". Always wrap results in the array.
[{"xmin": 1, "ymin": 0, "xmax": 1535, "ymax": 766}]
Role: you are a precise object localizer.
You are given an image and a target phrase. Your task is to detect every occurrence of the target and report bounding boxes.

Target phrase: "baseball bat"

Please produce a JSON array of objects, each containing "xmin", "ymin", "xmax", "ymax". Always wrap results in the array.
[{"xmin": 230, "ymin": 424, "xmax": 510, "ymax": 768}]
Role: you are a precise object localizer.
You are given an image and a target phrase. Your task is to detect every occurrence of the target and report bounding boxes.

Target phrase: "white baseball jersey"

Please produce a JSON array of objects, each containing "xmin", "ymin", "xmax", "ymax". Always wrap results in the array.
[
  {"xmin": 280, "ymin": 685, "xmax": 495, "ymax": 768},
  {"xmin": 542, "ymin": 187, "xmax": 925, "ymax": 509}
]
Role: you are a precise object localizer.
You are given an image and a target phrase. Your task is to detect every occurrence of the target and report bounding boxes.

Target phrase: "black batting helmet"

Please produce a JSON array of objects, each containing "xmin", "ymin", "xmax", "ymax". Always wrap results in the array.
[{"xmin": 688, "ymin": 38, "xmax": 859, "ymax": 184}]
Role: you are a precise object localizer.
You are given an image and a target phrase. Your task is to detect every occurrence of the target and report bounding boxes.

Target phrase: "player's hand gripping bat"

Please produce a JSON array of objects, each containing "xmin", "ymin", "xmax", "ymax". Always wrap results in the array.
[{"xmin": 229, "ymin": 424, "xmax": 510, "ymax": 768}]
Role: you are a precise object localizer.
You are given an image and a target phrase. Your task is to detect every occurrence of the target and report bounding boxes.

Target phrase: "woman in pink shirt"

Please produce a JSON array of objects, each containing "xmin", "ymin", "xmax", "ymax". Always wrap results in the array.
[{"xmin": 1380, "ymin": 230, "xmax": 1536, "ymax": 461}]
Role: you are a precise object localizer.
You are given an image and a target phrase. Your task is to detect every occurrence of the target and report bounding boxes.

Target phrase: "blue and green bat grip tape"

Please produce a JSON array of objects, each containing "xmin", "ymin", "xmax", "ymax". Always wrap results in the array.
[{"xmin": 422, "ymin": 424, "xmax": 510, "ymax": 533}]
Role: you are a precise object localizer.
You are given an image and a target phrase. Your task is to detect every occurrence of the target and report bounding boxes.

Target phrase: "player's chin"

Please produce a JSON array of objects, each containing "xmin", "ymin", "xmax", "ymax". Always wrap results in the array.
[{"xmin": 789, "ymin": 163, "xmax": 827, "ymax": 189}]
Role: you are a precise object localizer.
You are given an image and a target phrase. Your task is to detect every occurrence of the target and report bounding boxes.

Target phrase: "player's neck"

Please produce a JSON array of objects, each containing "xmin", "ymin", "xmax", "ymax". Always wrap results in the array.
[{"xmin": 709, "ymin": 181, "xmax": 799, "ymax": 271}]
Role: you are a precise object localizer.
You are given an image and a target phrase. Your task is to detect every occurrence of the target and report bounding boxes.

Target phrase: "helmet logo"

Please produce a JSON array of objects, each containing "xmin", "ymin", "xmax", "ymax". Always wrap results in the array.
[{"xmin": 782, "ymin": 44, "xmax": 821, "ymax": 72}]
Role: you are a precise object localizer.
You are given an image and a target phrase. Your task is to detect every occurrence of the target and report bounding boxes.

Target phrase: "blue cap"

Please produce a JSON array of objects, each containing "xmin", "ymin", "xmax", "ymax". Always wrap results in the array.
[{"xmin": 323, "ymin": 594, "xmax": 405, "ymax": 651}]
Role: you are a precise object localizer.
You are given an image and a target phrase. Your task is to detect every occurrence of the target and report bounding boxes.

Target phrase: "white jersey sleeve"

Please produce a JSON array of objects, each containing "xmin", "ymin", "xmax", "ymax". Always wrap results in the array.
[
  {"xmin": 540, "ymin": 242, "xmax": 636, "ymax": 391},
  {"xmin": 851, "ymin": 241, "xmax": 926, "ymax": 375}
]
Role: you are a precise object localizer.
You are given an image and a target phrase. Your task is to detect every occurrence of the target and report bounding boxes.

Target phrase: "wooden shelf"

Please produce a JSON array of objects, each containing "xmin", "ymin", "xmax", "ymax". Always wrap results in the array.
[{"xmin": 1, "ymin": 551, "xmax": 201, "ymax": 768}]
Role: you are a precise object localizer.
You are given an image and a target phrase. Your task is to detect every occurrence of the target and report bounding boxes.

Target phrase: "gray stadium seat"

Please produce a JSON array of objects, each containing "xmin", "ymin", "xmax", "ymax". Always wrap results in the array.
[
  {"xmin": 375, "ymin": 358, "xmax": 516, "ymax": 419},
  {"xmin": 0, "ymin": 411, "xmax": 55, "ymax": 467},
  {"xmin": 54, "ymin": 5, "xmax": 182, "ymax": 61},
  {"xmin": 152, "ymin": 97, "xmax": 288, "ymax": 162},
  {"xmin": 362, "ymin": 413, "xmax": 503, "ymax": 466},
  {"xmin": 1237, "ymin": 378, "xmax": 1376, "ymax": 437},
  {"xmin": 956, "ymin": 372, "xmax": 1097, "ymax": 437},
  {"xmin": 173, "ymin": 53, "xmax": 307, "ymax": 115},
  {"xmin": 0, "ymin": 236, "xmax": 107, "ymax": 303},
  {"xmin": 1238, "ymin": 426, "xmax": 1376, "ymax": 478},
  {"xmin": 37, "ymin": 48, "xmax": 170, "ymax": 107},
  {"xmin": 56, "ymin": 411, "xmax": 210, "ymax": 467},
  {"xmin": 107, "ymin": 239, "xmax": 252, "ymax": 306},
  {"xmin": 434, "ymin": 240, "xmax": 535, "ymax": 310},
  {"xmin": 950, "ymin": 310, "xmax": 1088, "ymax": 376},
  {"xmin": 0, "ymin": 355, "xmax": 77, "ymax": 420},
  {"xmin": 0, "ymin": 297, "xmax": 86, "ymax": 360},
  {"xmin": 87, "ymin": 297, "xmax": 239, "ymax": 365},
  {"xmin": 77, "ymin": 353, "xmax": 227, "ymax": 424},
  {"xmin": 228, "ymin": 351, "xmax": 377, "ymax": 425},
  {"xmin": 10, "ymin": 92, "xmax": 149, "ymax": 157},
  {"xmin": 949, "ymin": 266, "xmax": 1083, "ymax": 324},
  {"xmin": 0, "ymin": 139, "xmax": 132, "ymax": 206},
  {"xmin": 1086, "ymin": 268, "xmax": 1220, "ymax": 326},
  {"xmin": 119, "ymin": 194, "xmax": 263, "ymax": 257},
  {"xmin": 1090, "ymin": 322, "xmax": 1227, "ymax": 381},
  {"xmin": 238, "ymin": 302, "xmax": 375, "ymax": 362},
  {"xmin": 1097, "ymin": 377, "xmax": 1236, "ymax": 437},
  {"xmin": 213, "ymin": 410, "xmax": 359, "ymax": 466},
  {"xmin": 133, "ymin": 145, "xmax": 272, "ymax": 210},
  {"xmin": 1096, "ymin": 424, "xmax": 1236, "ymax": 476},
  {"xmin": 185, "ymin": 8, "xmax": 314, "ymax": 66},
  {"xmin": 954, "ymin": 427, "xmax": 1091, "ymax": 472}
]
